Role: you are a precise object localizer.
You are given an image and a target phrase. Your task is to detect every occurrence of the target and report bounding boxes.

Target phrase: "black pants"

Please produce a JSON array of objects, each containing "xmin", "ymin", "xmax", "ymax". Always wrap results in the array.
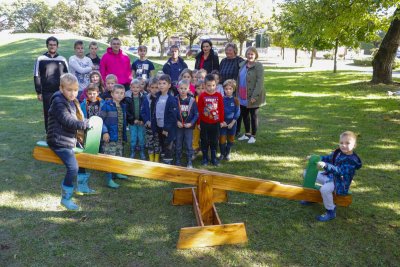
[
  {"xmin": 200, "ymin": 121, "xmax": 219, "ymax": 151},
  {"xmin": 157, "ymin": 128, "xmax": 174, "ymax": 160},
  {"xmin": 240, "ymin": 105, "xmax": 259, "ymax": 136},
  {"xmin": 42, "ymin": 91, "xmax": 55, "ymax": 133}
]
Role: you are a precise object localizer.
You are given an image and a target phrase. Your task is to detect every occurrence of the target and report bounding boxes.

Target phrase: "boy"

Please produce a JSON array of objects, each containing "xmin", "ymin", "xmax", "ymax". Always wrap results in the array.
[
  {"xmin": 69, "ymin": 40, "xmax": 94, "ymax": 94},
  {"xmin": 175, "ymin": 80, "xmax": 199, "ymax": 168},
  {"xmin": 86, "ymin": 41, "xmax": 100, "ymax": 70},
  {"xmin": 302, "ymin": 131, "xmax": 362, "ymax": 221},
  {"xmin": 154, "ymin": 74, "xmax": 178, "ymax": 164},
  {"xmin": 126, "ymin": 79, "xmax": 146, "ymax": 159},
  {"xmin": 101, "ymin": 74, "xmax": 117, "ymax": 100},
  {"xmin": 100, "ymin": 84, "xmax": 128, "ymax": 188},
  {"xmin": 80, "ymin": 83, "xmax": 104, "ymax": 119},
  {"xmin": 198, "ymin": 74, "xmax": 224, "ymax": 166},
  {"xmin": 141, "ymin": 77, "xmax": 160, "ymax": 162},
  {"xmin": 192, "ymin": 79, "xmax": 204, "ymax": 157},
  {"xmin": 46, "ymin": 73, "xmax": 90, "ymax": 210},
  {"xmin": 131, "ymin": 45, "xmax": 155, "ymax": 79},
  {"xmin": 219, "ymin": 79, "xmax": 240, "ymax": 161}
]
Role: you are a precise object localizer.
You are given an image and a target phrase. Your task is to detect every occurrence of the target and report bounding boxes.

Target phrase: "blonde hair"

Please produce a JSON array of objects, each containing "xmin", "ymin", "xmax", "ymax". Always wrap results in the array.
[
  {"xmin": 223, "ymin": 79, "xmax": 237, "ymax": 91},
  {"xmin": 130, "ymin": 78, "xmax": 141, "ymax": 86},
  {"xmin": 60, "ymin": 73, "xmax": 78, "ymax": 86},
  {"xmin": 340, "ymin": 131, "xmax": 357, "ymax": 142},
  {"xmin": 105, "ymin": 74, "xmax": 118, "ymax": 83},
  {"xmin": 245, "ymin": 46, "xmax": 259, "ymax": 60},
  {"xmin": 178, "ymin": 68, "xmax": 193, "ymax": 81}
]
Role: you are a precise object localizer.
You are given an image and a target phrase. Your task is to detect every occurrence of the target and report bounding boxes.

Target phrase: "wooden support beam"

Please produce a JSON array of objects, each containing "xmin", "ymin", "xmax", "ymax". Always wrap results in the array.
[
  {"xmin": 191, "ymin": 188, "xmax": 204, "ymax": 227},
  {"xmin": 197, "ymin": 175, "xmax": 214, "ymax": 226},
  {"xmin": 176, "ymin": 223, "xmax": 248, "ymax": 249},
  {"xmin": 172, "ymin": 187, "xmax": 227, "ymax": 206},
  {"xmin": 33, "ymin": 146, "xmax": 352, "ymax": 206}
]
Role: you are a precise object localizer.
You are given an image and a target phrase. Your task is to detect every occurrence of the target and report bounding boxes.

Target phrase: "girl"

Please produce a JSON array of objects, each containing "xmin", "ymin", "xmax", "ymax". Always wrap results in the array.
[
  {"xmin": 178, "ymin": 68, "xmax": 195, "ymax": 95},
  {"xmin": 79, "ymin": 71, "xmax": 104, "ymax": 102}
]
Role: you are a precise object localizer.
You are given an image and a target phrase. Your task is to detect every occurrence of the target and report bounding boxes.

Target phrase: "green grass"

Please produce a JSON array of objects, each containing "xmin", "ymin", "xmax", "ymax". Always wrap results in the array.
[{"xmin": 1, "ymin": 36, "xmax": 399, "ymax": 266}]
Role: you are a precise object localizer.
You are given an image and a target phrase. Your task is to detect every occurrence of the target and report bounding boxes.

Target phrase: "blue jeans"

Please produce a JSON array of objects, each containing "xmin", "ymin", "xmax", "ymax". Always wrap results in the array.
[
  {"xmin": 129, "ymin": 124, "xmax": 145, "ymax": 150},
  {"xmin": 51, "ymin": 147, "xmax": 78, "ymax": 187},
  {"xmin": 176, "ymin": 128, "xmax": 193, "ymax": 159}
]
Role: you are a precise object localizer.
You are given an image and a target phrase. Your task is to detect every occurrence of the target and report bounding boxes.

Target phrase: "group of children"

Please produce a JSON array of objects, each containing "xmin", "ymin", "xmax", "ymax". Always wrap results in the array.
[{"xmin": 47, "ymin": 45, "xmax": 362, "ymax": 223}]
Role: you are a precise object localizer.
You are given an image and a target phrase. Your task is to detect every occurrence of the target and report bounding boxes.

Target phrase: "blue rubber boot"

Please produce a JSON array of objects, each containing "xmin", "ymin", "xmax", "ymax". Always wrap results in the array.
[
  {"xmin": 139, "ymin": 148, "xmax": 146, "ymax": 160},
  {"xmin": 115, "ymin": 173, "xmax": 128, "ymax": 179},
  {"xmin": 76, "ymin": 173, "xmax": 96, "ymax": 195},
  {"xmin": 61, "ymin": 184, "xmax": 79, "ymax": 211},
  {"xmin": 316, "ymin": 207, "xmax": 336, "ymax": 222},
  {"xmin": 106, "ymin": 173, "xmax": 120, "ymax": 189}
]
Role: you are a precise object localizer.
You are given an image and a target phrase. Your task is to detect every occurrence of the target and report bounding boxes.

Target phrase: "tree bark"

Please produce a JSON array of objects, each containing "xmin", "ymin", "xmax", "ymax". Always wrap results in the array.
[
  {"xmin": 282, "ymin": 47, "xmax": 285, "ymax": 60},
  {"xmin": 295, "ymin": 48, "xmax": 298, "ymax": 63},
  {"xmin": 333, "ymin": 38, "xmax": 339, "ymax": 73},
  {"xmin": 372, "ymin": 8, "xmax": 400, "ymax": 84}
]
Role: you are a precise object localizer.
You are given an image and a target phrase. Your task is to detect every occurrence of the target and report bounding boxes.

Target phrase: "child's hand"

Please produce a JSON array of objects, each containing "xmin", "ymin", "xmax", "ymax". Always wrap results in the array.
[
  {"xmin": 227, "ymin": 120, "xmax": 235, "ymax": 129},
  {"xmin": 184, "ymin": 123, "xmax": 192, "ymax": 128},
  {"xmin": 162, "ymin": 130, "xmax": 168, "ymax": 136},
  {"xmin": 138, "ymin": 121, "xmax": 144, "ymax": 125},
  {"xmin": 177, "ymin": 121, "xmax": 183, "ymax": 128},
  {"xmin": 197, "ymin": 124, "xmax": 201, "ymax": 130},
  {"xmin": 305, "ymin": 155, "xmax": 311, "ymax": 161},
  {"xmin": 145, "ymin": 121, "xmax": 151, "ymax": 128},
  {"xmin": 134, "ymin": 119, "xmax": 139, "ymax": 125},
  {"xmin": 103, "ymin": 133, "xmax": 110, "ymax": 143},
  {"xmin": 250, "ymin": 98, "xmax": 256, "ymax": 104},
  {"xmin": 220, "ymin": 122, "xmax": 226, "ymax": 128},
  {"xmin": 317, "ymin": 161, "xmax": 326, "ymax": 169}
]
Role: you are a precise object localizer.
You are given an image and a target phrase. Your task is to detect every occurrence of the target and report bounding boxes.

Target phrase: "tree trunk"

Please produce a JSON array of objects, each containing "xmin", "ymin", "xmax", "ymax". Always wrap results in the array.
[
  {"xmin": 239, "ymin": 41, "xmax": 244, "ymax": 57},
  {"xmin": 295, "ymin": 48, "xmax": 298, "ymax": 63},
  {"xmin": 372, "ymin": 8, "xmax": 400, "ymax": 84},
  {"xmin": 282, "ymin": 47, "xmax": 285, "ymax": 60},
  {"xmin": 333, "ymin": 38, "xmax": 339, "ymax": 73},
  {"xmin": 310, "ymin": 48, "xmax": 316, "ymax": 67}
]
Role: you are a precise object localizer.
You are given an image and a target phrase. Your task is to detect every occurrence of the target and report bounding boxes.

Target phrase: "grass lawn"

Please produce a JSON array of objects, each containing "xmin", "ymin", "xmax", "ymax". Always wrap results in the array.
[{"xmin": 0, "ymin": 36, "xmax": 399, "ymax": 266}]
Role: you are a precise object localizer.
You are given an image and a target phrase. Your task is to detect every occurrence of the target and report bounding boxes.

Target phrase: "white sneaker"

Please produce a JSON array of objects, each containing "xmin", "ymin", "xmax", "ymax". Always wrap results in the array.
[
  {"xmin": 238, "ymin": 134, "xmax": 250, "ymax": 141},
  {"xmin": 248, "ymin": 136, "xmax": 256, "ymax": 144}
]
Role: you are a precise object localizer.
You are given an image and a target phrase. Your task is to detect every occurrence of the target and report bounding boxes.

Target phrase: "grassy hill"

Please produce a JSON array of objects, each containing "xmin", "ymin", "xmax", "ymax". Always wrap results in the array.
[{"xmin": 0, "ymin": 34, "xmax": 399, "ymax": 266}]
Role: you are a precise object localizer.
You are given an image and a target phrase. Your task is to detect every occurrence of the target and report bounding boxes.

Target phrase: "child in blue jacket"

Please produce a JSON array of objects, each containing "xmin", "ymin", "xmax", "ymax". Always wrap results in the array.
[
  {"xmin": 219, "ymin": 79, "xmax": 240, "ymax": 161},
  {"xmin": 154, "ymin": 74, "xmax": 178, "ymax": 164},
  {"xmin": 175, "ymin": 79, "xmax": 198, "ymax": 168},
  {"xmin": 303, "ymin": 131, "xmax": 362, "ymax": 221},
  {"xmin": 100, "ymin": 84, "xmax": 128, "ymax": 188}
]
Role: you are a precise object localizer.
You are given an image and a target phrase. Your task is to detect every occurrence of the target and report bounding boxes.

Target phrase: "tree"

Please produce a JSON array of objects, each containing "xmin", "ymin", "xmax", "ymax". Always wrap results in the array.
[
  {"xmin": 124, "ymin": 2, "xmax": 156, "ymax": 45},
  {"xmin": 2, "ymin": 0, "xmax": 54, "ymax": 33},
  {"xmin": 215, "ymin": 0, "xmax": 267, "ymax": 56},
  {"xmin": 372, "ymin": 8, "xmax": 400, "ymax": 84}
]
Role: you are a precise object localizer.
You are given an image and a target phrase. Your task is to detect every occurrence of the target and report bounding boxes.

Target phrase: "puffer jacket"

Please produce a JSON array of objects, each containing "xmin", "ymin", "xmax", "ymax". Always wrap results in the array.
[
  {"xmin": 46, "ymin": 91, "xmax": 87, "ymax": 148},
  {"xmin": 321, "ymin": 148, "xmax": 362, "ymax": 195},
  {"xmin": 100, "ymin": 99, "xmax": 127, "ymax": 142}
]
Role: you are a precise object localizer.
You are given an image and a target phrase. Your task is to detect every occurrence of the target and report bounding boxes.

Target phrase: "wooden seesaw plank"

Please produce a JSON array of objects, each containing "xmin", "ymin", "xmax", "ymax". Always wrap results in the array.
[{"xmin": 32, "ymin": 146, "xmax": 352, "ymax": 206}]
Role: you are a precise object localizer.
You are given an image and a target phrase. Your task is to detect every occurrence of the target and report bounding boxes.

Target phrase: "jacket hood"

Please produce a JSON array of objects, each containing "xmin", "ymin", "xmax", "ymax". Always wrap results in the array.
[
  {"xmin": 348, "ymin": 153, "xmax": 362, "ymax": 170},
  {"xmin": 50, "ymin": 90, "xmax": 67, "ymax": 104},
  {"xmin": 106, "ymin": 47, "xmax": 122, "ymax": 56}
]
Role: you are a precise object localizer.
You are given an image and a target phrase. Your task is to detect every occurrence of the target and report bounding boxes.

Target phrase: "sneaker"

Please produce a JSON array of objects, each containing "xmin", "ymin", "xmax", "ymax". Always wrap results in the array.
[
  {"xmin": 248, "ymin": 136, "xmax": 256, "ymax": 144},
  {"xmin": 300, "ymin": 200, "xmax": 314, "ymax": 206},
  {"xmin": 238, "ymin": 134, "xmax": 250, "ymax": 141},
  {"xmin": 316, "ymin": 207, "xmax": 336, "ymax": 222}
]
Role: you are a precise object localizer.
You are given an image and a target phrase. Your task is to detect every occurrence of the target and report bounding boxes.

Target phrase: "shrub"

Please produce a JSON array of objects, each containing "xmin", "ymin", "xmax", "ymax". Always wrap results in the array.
[
  {"xmin": 323, "ymin": 53, "xmax": 333, "ymax": 59},
  {"xmin": 352, "ymin": 57, "xmax": 400, "ymax": 69}
]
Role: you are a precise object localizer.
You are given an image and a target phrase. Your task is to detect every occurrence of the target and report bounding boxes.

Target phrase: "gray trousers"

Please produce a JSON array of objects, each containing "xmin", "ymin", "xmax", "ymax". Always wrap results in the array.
[
  {"xmin": 316, "ymin": 172, "xmax": 336, "ymax": 210},
  {"xmin": 175, "ymin": 128, "xmax": 193, "ymax": 160}
]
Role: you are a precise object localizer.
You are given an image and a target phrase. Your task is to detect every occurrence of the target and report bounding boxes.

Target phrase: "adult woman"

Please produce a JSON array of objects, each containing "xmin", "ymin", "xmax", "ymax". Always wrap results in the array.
[
  {"xmin": 237, "ymin": 47, "xmax": 265, "ymax": 144},
  {"xmin": 194, "ymin": 40, "xmax": 219, "ymax": 73},
  {"xmin": 219, "ymin": 42, "xmax": 244, "ymax": 84}
]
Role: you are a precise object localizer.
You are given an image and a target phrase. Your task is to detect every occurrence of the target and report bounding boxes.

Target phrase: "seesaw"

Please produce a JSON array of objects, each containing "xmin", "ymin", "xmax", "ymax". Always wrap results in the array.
[{"xmin": 33, "ymin": 116, "xmax": 351, "ymax": 249}]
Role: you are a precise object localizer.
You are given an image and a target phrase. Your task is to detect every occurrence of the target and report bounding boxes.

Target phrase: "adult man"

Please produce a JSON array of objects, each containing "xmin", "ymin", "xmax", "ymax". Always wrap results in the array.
[
  {"xmin": 162, "ymin": 45, "xmax": 188, "ymax": 85},
  {"xmin": 34, "ymin": 36, "xmax": 69, "ymax": 132},
  {"xmin": 100, "ymin": 37, "xmax": 131, "ymax": 91}
]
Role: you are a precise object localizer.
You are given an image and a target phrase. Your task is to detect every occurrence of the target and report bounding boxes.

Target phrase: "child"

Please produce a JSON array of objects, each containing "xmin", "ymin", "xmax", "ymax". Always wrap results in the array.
[
  {"xmin": 154, "ymin": 74, "xmax": 178, "ymax": 164},
  {"xmin": 175, "ymin": 80, "xmax": 199, "ymax": 168},
  {"xmin": 302, "ymin": 131, "xmax": 362, "ymax": 221},
  {"xmin": 46, "ymin": 73, "xmax": 90, "ymax": 210},
  {"xmin": 198, "ymin": 74, "xmax": 224, "ymax": 166},
  {"xmin": 68, "ymin": 40, "xmax": 94, "ymax": 95},
  {"xmin": 86, "ymin": 41, "xmax": 100, "ymax": 70},
  {"xmin": 192, "ymin": 69, "xmax": 199, "ymax": 84},
  {"xmin": 138, "ymin": 76, "xmax": 148, "ymax": 96},
  {"xmin": 100, "ymin": 84, "xmax": 128, "ymax": 188},
  {"xmin": 101, "ymin": 74, "xmax": 117, "ymax": 100},
  {"xmin": 126, "ymin": 79, "xmax": 146, "ymax": 160},
  {"xmin": 141, "ymin": 77, "xmax": 161, "ymax": 162},
  {"xmin": 219, "ymin": 79, "xmax": 240, "ymax": 161},
  {"xmin": 80, "ymin": 83, "xmax": 104, "ymax": 119},
  {"xmin": 195, "ymin": 69, "xmax": 207, "ymax": 83},
  {"xmin": 211, "ymin": 70, "xmax": 224, "ymax": 96},
  {"xmin": 192, "ymin": 79, "xmax": 205, "ymax": 156},
  {"xmin": 178, "ymin": 68, "xmax": 195, "ymax": 95},
  {"xmin": 131, "ymin": 45, "xmax": 155, "ymax": 79},
  {"xmin": 79, "ymin": 70, "xmax": 105, "ymax": 102}
]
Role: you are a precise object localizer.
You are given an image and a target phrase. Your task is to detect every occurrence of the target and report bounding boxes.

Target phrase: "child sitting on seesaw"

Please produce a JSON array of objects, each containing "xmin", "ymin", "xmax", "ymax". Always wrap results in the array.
[
  {"xmin": 46, "ymin": 73, "xmax": 90, "ymax": 210},
  {"xmin": 302, "ymin": 131, "xmax": 362, "ymax": 221}
]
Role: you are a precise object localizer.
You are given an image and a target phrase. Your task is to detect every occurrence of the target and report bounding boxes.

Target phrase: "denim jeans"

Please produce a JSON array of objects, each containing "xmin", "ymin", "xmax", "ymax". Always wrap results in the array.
[
  {"xmin": 51, "ymin": 147, "xmax": 79, "ymax": 187},
  {"xmin": 176, "ymin": 128, "xmax": 194, "ymax": 159},
  {"xmin": 129, "ymin": 124, "xmax": 145, "ymax": 150}
]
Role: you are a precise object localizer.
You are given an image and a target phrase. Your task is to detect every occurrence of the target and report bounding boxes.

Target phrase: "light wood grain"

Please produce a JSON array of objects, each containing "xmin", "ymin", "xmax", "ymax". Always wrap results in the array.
[
  {"xmin": 172, "ymin": 187, "xmax": 228, "ymax": 206},
  {"xmin": 198, "ymin": 175, "xmax": 214, "ymax": 225},
  {"xmin": 33, "ymin": 146, "xmax": 352, "ymax": 206},
  {"xmin": 176, "ymin": 223, "xmax": 248, "ymax": 249}
]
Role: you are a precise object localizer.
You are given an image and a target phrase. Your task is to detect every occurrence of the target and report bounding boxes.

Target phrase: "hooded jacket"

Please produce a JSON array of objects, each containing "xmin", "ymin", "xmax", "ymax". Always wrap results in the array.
[{"xmin": 100, "ymin": 47, "xmax": 132, "ymax": 85}]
